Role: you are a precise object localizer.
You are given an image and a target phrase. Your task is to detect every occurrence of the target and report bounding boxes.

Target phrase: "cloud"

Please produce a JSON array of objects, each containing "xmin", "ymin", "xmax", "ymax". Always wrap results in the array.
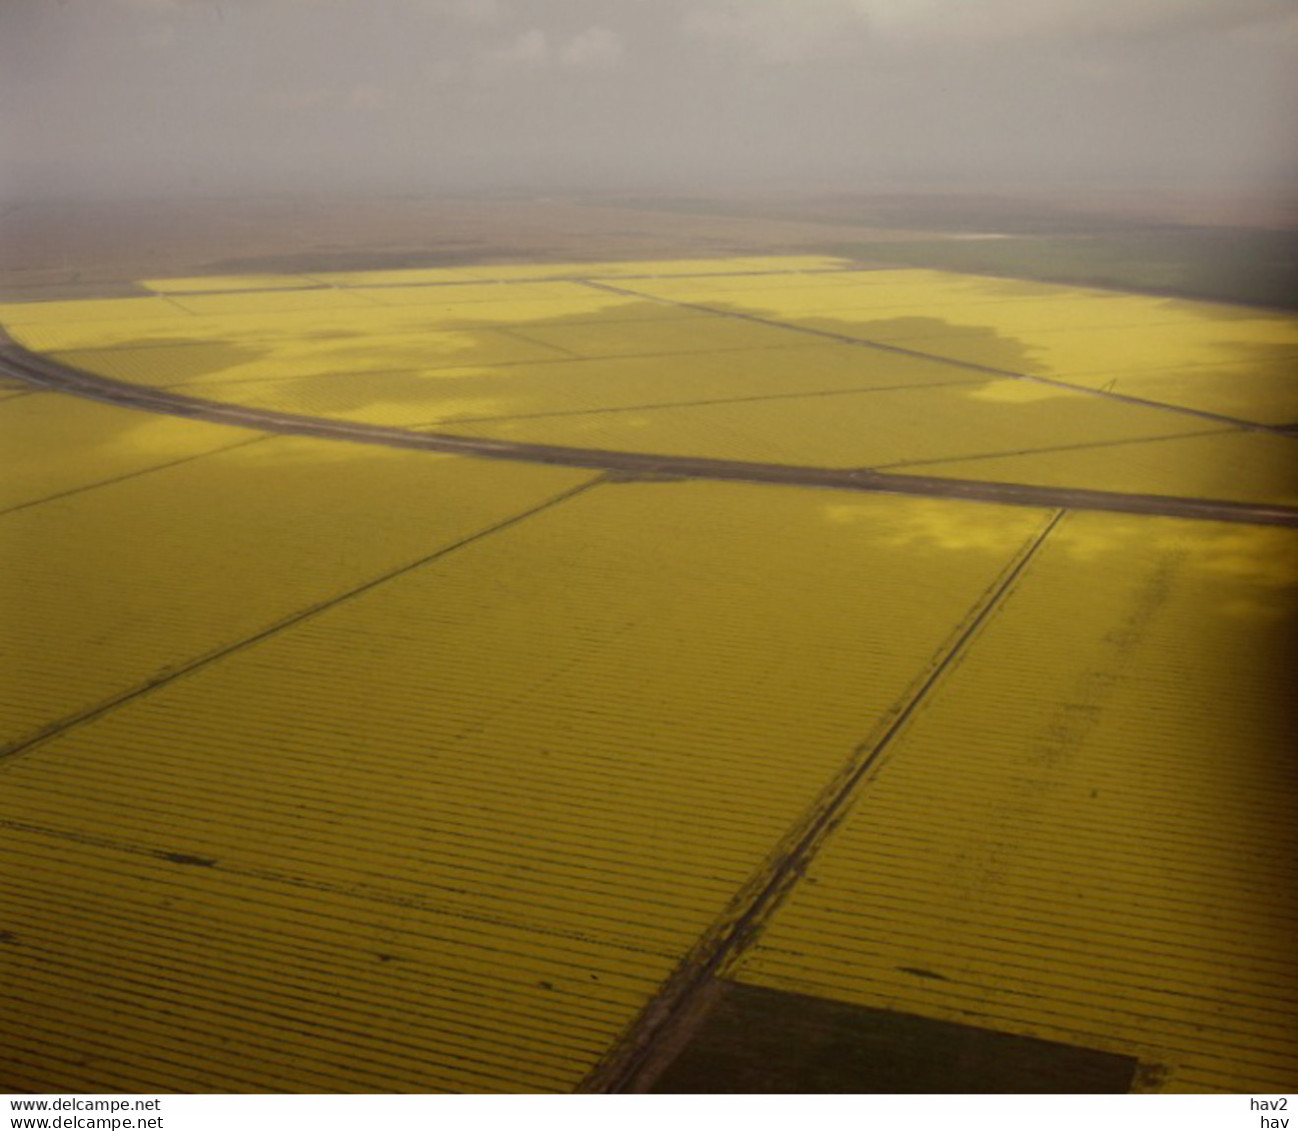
[
  {"xmin": 476, "ymin": 23, "xmax": 624, "ymax": 76},
  {"xmin": 682, "ymin": 0, "xmax": 865, "ymax": 64},
  {"xmin": 851, "ymin": 0, "xmax": 1298, "ymax": 46},
  {"xmin": 418, "ymin": 0, "xmax": 506, "ymax": 25},
  {"xmin": 7, "ymin": 0, "xmax": 1298, "ymax": 198},
  {"xmin": 680, "ymin": 0, "xmax": 1298, "ymax": 61},
  {"xmin": 482, "ymin": 27, "xmax": 549, "ymax": 68},
  {"xmin": 559, "ymin": 25, "xmax": 623, "ymax": 69}
]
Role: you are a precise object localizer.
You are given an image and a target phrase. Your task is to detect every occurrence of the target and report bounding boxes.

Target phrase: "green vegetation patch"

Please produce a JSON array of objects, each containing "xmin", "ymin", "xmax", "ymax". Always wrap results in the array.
[{"xmin": 831, "ymin": 228, "xmax": 1298, "ymax": 311}]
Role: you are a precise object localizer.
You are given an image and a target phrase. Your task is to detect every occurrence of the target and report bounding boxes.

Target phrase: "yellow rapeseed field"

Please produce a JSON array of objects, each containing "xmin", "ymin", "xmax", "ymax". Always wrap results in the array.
[
  {"xmin": 2, "ymin": 257, "xmax": 1295, "ymax": 1092},
  {"xmin": 734, "ymin": 511, "xmax": 1298, "ymax": 1092}
]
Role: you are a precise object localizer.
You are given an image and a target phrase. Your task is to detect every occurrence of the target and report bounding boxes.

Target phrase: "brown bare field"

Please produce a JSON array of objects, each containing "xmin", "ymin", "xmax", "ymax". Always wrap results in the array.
[
  {"xmin": 0, "ymin": 195, "xmax": 922, "ymax": 300},
  {"xmin": 5, "ymin": 186, "xmax": 1293, "ymax": 306}
]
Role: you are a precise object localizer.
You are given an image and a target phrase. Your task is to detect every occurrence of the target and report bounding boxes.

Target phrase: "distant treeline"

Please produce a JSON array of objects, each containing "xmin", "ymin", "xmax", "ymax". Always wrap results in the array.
[
  {"xmin": 607, "ymin": 195, "xmax": 1298, "ymax": 310},
  {"xmin": 832, "ymin": 228, "xmax": 1298, "ymax": 311}
]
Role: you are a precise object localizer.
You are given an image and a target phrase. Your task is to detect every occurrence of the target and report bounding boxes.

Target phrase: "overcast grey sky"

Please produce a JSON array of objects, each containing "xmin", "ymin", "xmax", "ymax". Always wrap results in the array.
[{"xmin": 2, "ymin": 0, "xmax": 1297, "ymax": 200}]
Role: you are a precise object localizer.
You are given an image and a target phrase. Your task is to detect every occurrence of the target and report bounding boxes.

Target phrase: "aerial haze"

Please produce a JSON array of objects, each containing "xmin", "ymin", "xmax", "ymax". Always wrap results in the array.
[{"xmin": 3, "ymin": 0, "xmax": 1297, "ymax": 201}]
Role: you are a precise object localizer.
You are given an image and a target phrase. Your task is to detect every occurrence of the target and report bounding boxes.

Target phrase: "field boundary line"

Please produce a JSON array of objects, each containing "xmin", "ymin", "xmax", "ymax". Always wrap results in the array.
[
  {"xmin": 579, "ymin": 510, "xmax": 1067, "ymax": 1093},
  {"xmin": 585, "ymin": 279, "xmax": 1296, "ymax": 437},
  {"xmin": 0, "ymin": 476, "xmax": 602, "ymax": 766},
  {"xmin": 3, "ymin": 343, "xmax": 1294, "ymax": 527}
]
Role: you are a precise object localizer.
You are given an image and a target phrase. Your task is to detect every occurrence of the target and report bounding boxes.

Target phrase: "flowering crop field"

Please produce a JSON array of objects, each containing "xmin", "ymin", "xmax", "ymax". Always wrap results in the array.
[{"xmin": 1, "ymin": 258, "xmax": 1295, "ymax": 1092}]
